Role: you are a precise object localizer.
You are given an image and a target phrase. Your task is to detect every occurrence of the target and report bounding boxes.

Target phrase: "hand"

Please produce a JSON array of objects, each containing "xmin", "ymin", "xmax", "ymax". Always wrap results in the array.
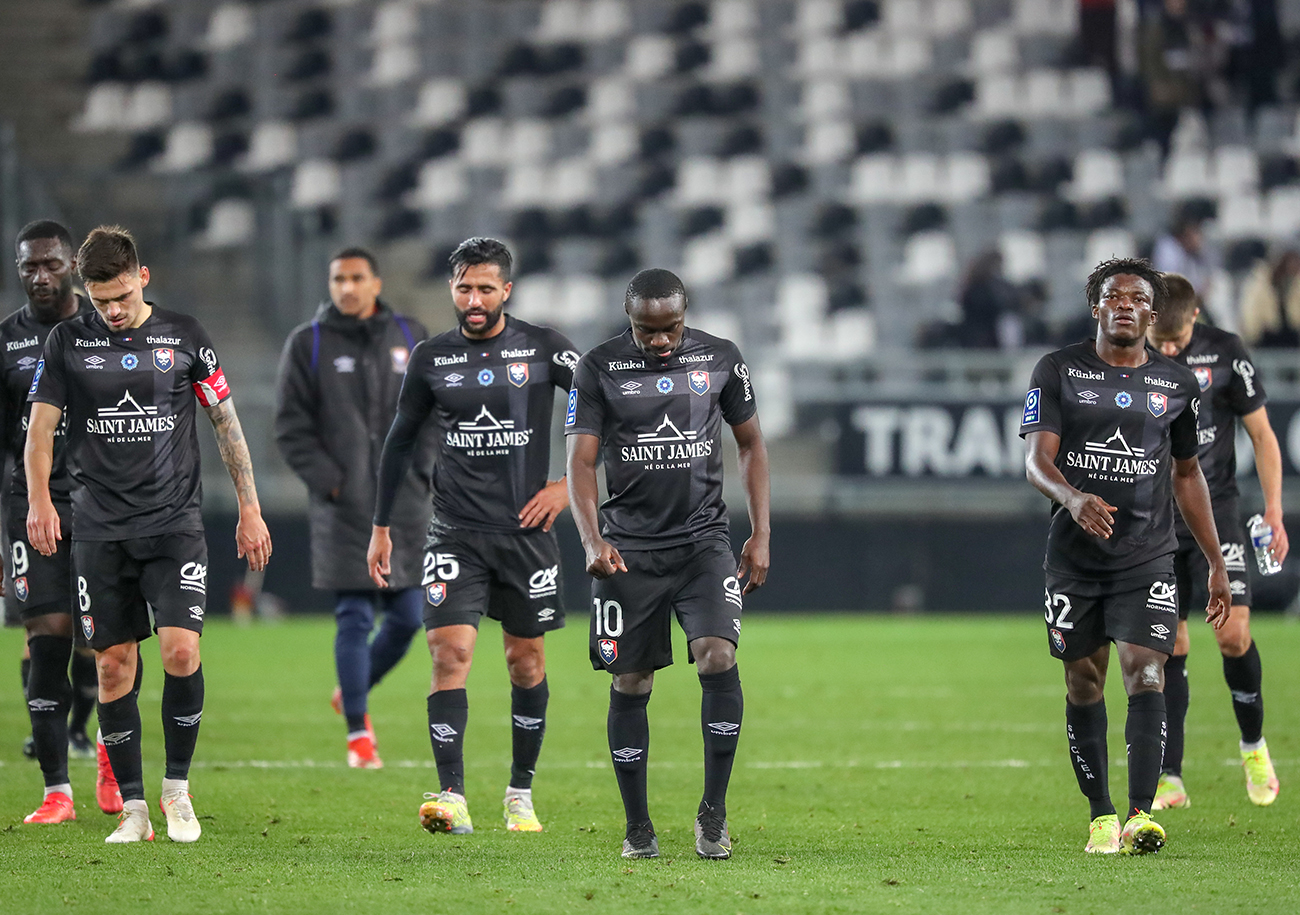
[
  {"xmin": 1263, "ymin": 508, "xmax": 1289, "ymax": 565},
  {"xmin": 367, "ymin": 526, "xmax": 393, "ymax": 588},
  {"xmin": 236, "ymin": 506, "xmax": 272, "ymax": 571},
  {"xmin": 26, "ymin": 499, "xmax": 61, "ymax": 557},
  {"xmin": 519, "ymin": 479, "xmax": 568, "ymax": 532},
  {"xmin": 737, "ymin": 533, "xmax": 769, "ymax": 594},
  {"xmin": 1204, "ymin": 565, "xmax": 1232, "ymax": 630},
  {"xmin": 584, "ymin": 539, "xmax": 627, "ymax": 579},
  {"xmin": 1066, "ymin": 492, "xmax": 1117, "ymax": 539}
]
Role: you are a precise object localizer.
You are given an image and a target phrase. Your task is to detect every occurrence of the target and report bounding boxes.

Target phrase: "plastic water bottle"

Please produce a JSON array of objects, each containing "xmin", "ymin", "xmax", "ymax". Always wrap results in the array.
[{"xmin": 1248, "ymin": 514, "xmax": 1282, "ymax": 576}]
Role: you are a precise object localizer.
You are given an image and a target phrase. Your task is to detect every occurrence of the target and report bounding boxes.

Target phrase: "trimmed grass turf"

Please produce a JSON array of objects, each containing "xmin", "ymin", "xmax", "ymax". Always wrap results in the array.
[{"xmin": 1, "ymin": 613, "xmax": 1298, "ymax": 914}]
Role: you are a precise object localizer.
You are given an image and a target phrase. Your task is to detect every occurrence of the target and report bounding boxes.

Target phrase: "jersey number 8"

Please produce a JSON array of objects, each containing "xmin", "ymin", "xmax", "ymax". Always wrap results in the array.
[{"xmin": 592, "ymin": 598, "xmax": 624, "ymax": 637}]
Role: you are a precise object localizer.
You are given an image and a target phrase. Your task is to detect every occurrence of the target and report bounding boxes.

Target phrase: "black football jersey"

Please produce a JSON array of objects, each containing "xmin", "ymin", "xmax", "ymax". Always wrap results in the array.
[
  {"xmin": 1172, "ymin": 324, "xmax": 1266, "ymax": 504},
  {"xmin": 1019, "ymin": 341, "xmax": 1200, "ymax": 581},
  {"xmin": 0, "ymin": 296, "xmax": 94, "ymax": 509},
  {"xmin": 565, "ymin": 327, "xmax": 757, "ymax": 551},
  {"xmin": 394, "ymin": 315, "xmax": 578, "ymax": 533},
  {"xmin": 28, "ymin": 305, "xmax": 231, "ymax": 540}
]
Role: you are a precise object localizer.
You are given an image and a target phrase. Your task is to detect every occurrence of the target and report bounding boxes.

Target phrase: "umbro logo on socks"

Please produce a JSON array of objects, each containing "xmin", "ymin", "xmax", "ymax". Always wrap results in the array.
[
  {"xmin": 430, "ymin": 723, "xmax": 458, "ymax": 743},
  {"xmin": 707, "ymin": 721, "xmax": 739, "ymax": 735},
  {"xmin": 101, "ymin": 730, "xmax": 135, "ymax": 746},
  {"xmin": 513, "ymin": 715, "xmax": 543, "ymax": 731}
]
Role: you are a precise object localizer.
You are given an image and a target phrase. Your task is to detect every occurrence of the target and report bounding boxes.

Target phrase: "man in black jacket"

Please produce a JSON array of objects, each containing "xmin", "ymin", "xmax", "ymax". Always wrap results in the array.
[{"xmin": 275, "ymin": 247, "xmax": 432, "ymax": 768}]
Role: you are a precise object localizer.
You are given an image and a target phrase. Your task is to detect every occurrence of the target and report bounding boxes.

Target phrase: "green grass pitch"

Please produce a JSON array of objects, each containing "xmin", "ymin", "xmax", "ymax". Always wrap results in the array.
[{"xmin": 2, "ymin": 613, "xmax": 1298, "ymax": 914}]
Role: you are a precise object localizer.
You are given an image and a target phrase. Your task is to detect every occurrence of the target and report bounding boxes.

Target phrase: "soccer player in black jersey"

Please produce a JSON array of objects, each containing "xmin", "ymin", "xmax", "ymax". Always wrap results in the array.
[
  {"xmin": 1021, "ymin": 258, "xmax": 1230, "ymax": 856},
  {"xmin": 566, "ymin": 268, "xmax": 770, "ymax": 860},
  {"xmin": 1146, "ymin": 273, "xmax": 1286, "ymax": 809},
  {"xmin": 368, "ymin": 238, "xmax": 579, "ymax": 835},
  {"xmin": 25, "ymin": 225, "xmax": 272, "ymax": 844},
  {"xmin": 3, "ymin": 220, "xmax": 121, "ymax": 824}
]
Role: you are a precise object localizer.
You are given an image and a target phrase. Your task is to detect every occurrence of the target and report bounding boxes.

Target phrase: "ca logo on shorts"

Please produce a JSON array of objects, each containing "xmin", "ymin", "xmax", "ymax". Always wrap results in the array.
[
  {"xmin": 528, "ymin": 566, "xmax": 559, "ymax": 599},
  {"xmin": 179, "ymin": 562, "xmax": 207, "ymax": 594},
  {"xmin": 1146, "ymin": 581, "xmax": 1177, "ymax": 613},
  {"xmin": 427, "ymin": 582, "xmax": 447, "ymax": 606},
  {"xmin": 722, "ymin": 576, "xmax": 743, "ymax": 609},
  {"xmin": 1221, "ymin": 543, "xmax": 1246, "ymax": 571}
]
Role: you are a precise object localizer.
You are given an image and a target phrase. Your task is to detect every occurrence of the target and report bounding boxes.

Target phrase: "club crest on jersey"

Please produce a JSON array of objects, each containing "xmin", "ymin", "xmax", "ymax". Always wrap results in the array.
[
  {"xmin": 153, "ymin": 348, "xmax": 174, "ymax": 372},
  {"xmin": 81, "ymin": 614, "xmax": 94, "ymax": 641},
  {"xmin": 1147, "ymin": 392, "xmax": 1167, "ymax": 417},
  {"xmin": 1115, "ymin": 391, "xmax": 1132, "ymax": 409},
  {"xmin": 688, "ymin": 370, "xmax": 710, "ymax": 395},
  {"xmin": 599, "ymin": 639, "xmax": 617, "ymax": 664},
  {"xmin": 656, "ymin": 376, "xmax": 674, "ymax": 394},
  {"xmin": 426, "ymin": 582, "xmax": 446, "ymax": 606},
  {"xmin": 1050, "ymin": 628, "xmax": 1066, "ymax": 653},
  {"xmin": 478, "ymin": 368, "xmax": 494, "ymax": 386},
  {"xmin": 390, "ymin": 346, "xmax": 410, "ymax": 374},
  {"xmin": 121, "ymin": 353, "xmax": 138, "ymax": 370},
  {"xmin": 1194, "ymin": 367, "xmax": 1211, "ymax": 391},
  {"xmin": 508, "ymin": 362, "xmax": 529, "ymax": 387},
  {"xmin": 13, "ymin": 576, "xmax": 27, "ymax": 602}
]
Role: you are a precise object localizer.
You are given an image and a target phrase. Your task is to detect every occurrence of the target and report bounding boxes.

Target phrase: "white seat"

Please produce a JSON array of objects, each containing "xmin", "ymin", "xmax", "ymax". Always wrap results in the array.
[
  {"xmin": 195, "ymin": 199, "xmax": 255, "ymax": 249},
  {"xmin": 1024, "ymin": 69, "xmax": 1065, "ymax": 116},
  {"xmin": 899, "ymin": 154, "xmax": 941, "ymax": 203},
  {"xmin": 1068, "ymin": 149, "xmax": 1124, "ymax": 202},
  {"xmin": 1013, "ymin": 0, "xmax": 1074, "ymax": 34},
  {"xmin": 407, "ymin": 160, "xmax": 467, "ymax": 209},
  {"xmin": 506, "ymin": 120, "xmax": 552, "ymax": 165},
  {"xmin": 154, "ymin": 123, "xmax": 212, "ymax": 173},
  {"xmin": 1213, "ymin": 145, "xmax": 1259, "ymax": 197},
  {"xmin": 241, "ymin": 121, "xmax": 296, "ymax": 172},
  {"xmin": 1068, "ymin": 69, "xmax": 1111, "ymax": 115},
  {"xmin": 1216, "ymin": 194, "xmax": 1264, "ymax": 238},
  {"xmin": 726, "ymin": 156, "xmax": 771, "ymax": 202},
  {"xmin": 1083, "ymin": 229, "xmax": 1136, "ymax": 273},
  {"xmin": 370, "ymin": 2, "xmax": 418, "ymax": 43},
  {"xmin": 549, "ymin": 158, "xmax": 596, "ymax": 206},
  {"xmin": 535, "ymin": 0, "xmax": 585, "ymax": 40},
  {"xmin": 586, "ymin": 78, "xmax": 634, "ymax": 121},
  {"xmin": 460, "ymin": 118, "xmax": 506, "ymax": 166},
  {"xmin": 709, "ymin": 0, "xmax": 758, "ymax": 36},
  {"xmin": 506, "ymin": 276, "xmax": 559, "ymax": 323},
  {"xmin": 291, "ymin": 159, "xmax": 341, "ymax": 208},
  {"xmin": 501, "ymin": 163, "xmax": 548, "ymax": 207},
  {"xmin": 408, "ymin": 79, "xmax": 466, "ymax": 127},
  {"xmin": 587, "ymin": 0, "xmax": 630, "ymax": 39},
  {"xmin": 709, "ymin": 37, "xmax": 759, "ymax": 78},
  {"xmin": 204, "ymin": 3, "xmax": 253, "ymax": 51},
  {"xmin": 777, "ymin": 273, "xmax": 829, "ymax": 352},
  {"xmin": 792, "ymin": 0, "xmax": 841, "ymax": 35},
  {"xmin": 800, "ymin": 80, "xmax": 850, "ymax": 121},
  {"xmin": 900, "ymin": 231, "xmax": 957, "ymax": 284},
  {"xmin": 795, "ymin": 36, "xmax": 841, "ymax": 76},
  {"xmin": 590, "ymin": 123, "xmax": 637, "ymax": 164},
  {"xmin": 367, "ymin": 43, "xmax": 419, "ymax": 86},
  {"xmin": 850, "ymin": 154, "xmax": 899, "ymax": 203},
  {"xmin": 676, "ymin": 157, "xmax": 726, "ymax": 205},
  {"xmin": 73, "ymin": 83, "xmax": 128, "ymax": 132},
  {"xmin": 1266, "ymin": 186, "xmax": 1300, "ymax": 237},
  {"xmin": 625, "ymin": 35, "xmax": 674, "ymax": 80},
  {"xmin": 999, "ymin": 230, "xmax": 1046, "ymax": 282},
  {"xmin": 1164, "ymin": 150, "xmax": 1214, "ymax": 198},
  {"xmin": 975, "ymin": 75, "xmax": 1018, "ymax": 119},
  {"xmin": 883, "ymin": 0, "xmax": 925, "ymax": 34},
  {"xmin": 829, "ymin": 308, "xmax": 877, "ymax": 359},
  {"xmin": 803, "ymin": 121, "xmax": 855, "ymax": 165},
  {"xmin": 725, "ymin": 201, "xmax": 774, "ymax": 244},
  {"xmin": 125, "ymin": 83, "xmax": 172, "ymax": 130},
  {"xmin": 931, "ymin": 0, "xmax": 973, "ymax": 37},
  {"xmin": 555, "ymin": 276, "xmax": 605, "ymax": 324},
  {"xmin": 681, "ymin": 233, "xmax": 736, "ymax": 286},
  {"xmin": 944, "ymin": 152, "xmax": 991, "ymax": 202},
  {"xmin": 971, "ymin": 29, "xmax": 1017, "ymax": 75},
  {"xmin": 890, "ymin": 36, "xmax": 932, "ymax": 77}
]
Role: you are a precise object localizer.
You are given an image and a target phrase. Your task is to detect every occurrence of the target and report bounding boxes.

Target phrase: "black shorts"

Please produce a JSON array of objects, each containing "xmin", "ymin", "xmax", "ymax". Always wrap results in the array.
[
  {"xmin": 71, "ymin": 531, "xmax": 208, "ymax": 650},
  {"xmin": 1043, "ymin": 568, "xmax": 1179, "ymax": 662},
  {"xmin": 421, "ymin": 524, "xmax": 565, "ymax": 638},
  {"xmin": 590, "ymin": 540, "xmax": 742, "ymax": 673},
  {"xmin": 5, "ymin": 504, "xmax": 74, "ymax": 622},
  {"xmin": 1175, "ymin": 503, "xmax": 1251, "ymax": 618}
]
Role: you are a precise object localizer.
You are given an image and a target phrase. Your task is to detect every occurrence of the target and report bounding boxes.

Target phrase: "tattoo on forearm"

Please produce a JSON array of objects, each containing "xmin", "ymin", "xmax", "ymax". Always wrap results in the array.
[{"xmin": 206, "ymin": 400, "xmax": 259, "ymax": 507}]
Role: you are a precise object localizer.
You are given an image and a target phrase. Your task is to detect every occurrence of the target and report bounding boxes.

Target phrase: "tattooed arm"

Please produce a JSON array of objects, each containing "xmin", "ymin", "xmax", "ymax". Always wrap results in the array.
[{"xmin": 205, "ymin": 398, "xmax": 272, "ymax": 571}]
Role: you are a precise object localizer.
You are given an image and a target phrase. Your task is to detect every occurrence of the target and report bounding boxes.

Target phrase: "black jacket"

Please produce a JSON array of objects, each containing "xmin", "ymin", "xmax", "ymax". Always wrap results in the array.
[{"xmin": 275, "ymin": 301, "xmax": 433, "ymax": 591}]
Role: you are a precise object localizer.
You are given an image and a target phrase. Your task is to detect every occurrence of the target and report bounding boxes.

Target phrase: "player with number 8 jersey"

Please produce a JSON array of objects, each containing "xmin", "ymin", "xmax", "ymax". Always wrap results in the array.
[
  {"xmin": 25, "ymin": 226, "xmax": 272, "ymax": 845},
  {"xmin": 368, "ymin": 238, "xmax": 579, "ymax": 835}
]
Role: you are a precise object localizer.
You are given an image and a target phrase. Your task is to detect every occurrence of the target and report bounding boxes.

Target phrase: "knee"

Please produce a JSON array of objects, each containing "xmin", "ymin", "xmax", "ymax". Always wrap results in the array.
[
  {"xmin": 335, "ymin": 594, "xmax": 375, "ymax": 635},
  {"xmin": 1064, "ymin": 668, "xmax": 1105, "ymax": 705},
  {"xmin": 693, "ymin": 638, "xmax": 736, "ymax": 676},
  {"xmin": 430, "ymin": 638, "xmax": 473, "ymax": 675},
  {"xmin": 161, "ymin": 640, "xmax": 200, "ymax": 676},
  {"xmin": 1217, "ymin": 627, "xmax": 1253, "ymax": 657},
  {"xmin": 96, "ymin": 646, "xmax": 135, "ymax": 692},
  {"xmin": 505, "ymin": 642, "xmax": 545, "ymax": 687}
]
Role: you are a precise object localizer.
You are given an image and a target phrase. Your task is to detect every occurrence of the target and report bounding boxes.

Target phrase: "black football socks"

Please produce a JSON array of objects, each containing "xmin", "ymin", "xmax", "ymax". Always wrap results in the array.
[
  {"xmin": 69, "ymin": 649, "xmax": 98, "ymax": 739},
  {"xmin": 1223, "ymin": 641, "xmax": 1264, "ymax": 745},
  {"xmin": 510, "ymin": 678, "xmax": 549, "ymax": 791},
  {"xmin": 1126, "ymin": 690, "xmax": 1166, "ymax": 817},
  {"xmin": 428, "ymin": 689, "xmax": 469, "ymax": 795},
  {"xmin": 161, "ymin": 666, "xmax": 205, "ymax": 780},
  {"xmin": 1161, "ymin": 654, "xmax": 1188, "ymax": 777},
  {"xmin": 26, "ymin": 636, "xmax": 73, "ymax": 788},
  {"xmin": 699, "ymin": 665, "xmax": 743, "ymax": 810},
  {"xmin": 608, "ymin": 687, "xmax": 651, "ymax": 825},
  {"xmin": 97, "ymin": 691, "xmax": 145, "ymax": 802},
  {"xmin": 1065, "ymin": 699, "xmax": 1114, "ymax": 820}
]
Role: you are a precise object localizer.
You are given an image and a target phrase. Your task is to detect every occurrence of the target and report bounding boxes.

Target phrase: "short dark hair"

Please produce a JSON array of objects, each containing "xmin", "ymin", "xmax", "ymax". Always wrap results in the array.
[
  {"xmin": 449, "ymin": 237, "xmax": 512, "ymax": 283},
  {"xmin": 330, "ymin": 246, "xmax": 379, "ymax": 276},
  {"xmin": 1152, "ymin": 273, "xmax": 1198, "ymax": 334},
  {"xmin": 1084, "ymin": 257, "xmax": 1167, "ymax": 309},
  {"xmin": 77, "ymin": 225, "xmax": 140, "ymax": 283},
  {"xmin": 15, "ymin": 220, "xmax": 74, "ymax": 257},
  {"xmin": 624, "ymin": 268, "xmax": 687, "ymax": 310}
]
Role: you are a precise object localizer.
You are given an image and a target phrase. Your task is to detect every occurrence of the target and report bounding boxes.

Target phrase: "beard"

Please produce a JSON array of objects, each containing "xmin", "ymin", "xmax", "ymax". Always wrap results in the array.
[{"xmin": 456, "ymin": 302, "xmax": 504, "ymax": 336}]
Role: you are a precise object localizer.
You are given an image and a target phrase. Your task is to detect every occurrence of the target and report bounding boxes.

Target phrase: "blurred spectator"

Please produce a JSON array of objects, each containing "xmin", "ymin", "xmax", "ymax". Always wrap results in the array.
[
  {"xmin": 1223, "ymin": 0, "xmax": 1287, "ymax": 112},
  {"xmin": 1138, "ymin": 0, "xmax": 1208, "ymax": 158},
  {"xmin": 958, "ymin": 251, "xmax": 1024, "ymax": 350},
  {"xmin": 1153, "ymin": 206, "xmax": 1218, "ymax": 309},
  {"xmin": 1238, "ymin": 248, "xmax": 1300, "ymax": 348},
  {"xmin": 1080, "ymin": 0, "xmax": 1118, "ymax": 77}
]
